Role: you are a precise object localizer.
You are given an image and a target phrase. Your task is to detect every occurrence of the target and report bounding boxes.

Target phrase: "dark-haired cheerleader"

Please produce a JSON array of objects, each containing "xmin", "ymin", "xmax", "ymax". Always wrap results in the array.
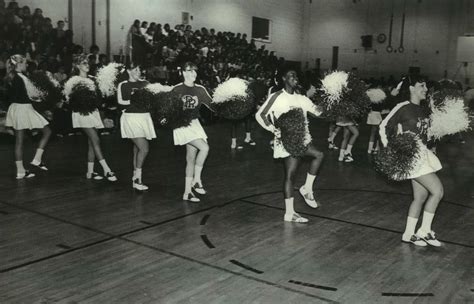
[
  {"xmin": 380, "ymin": 76, "xmax": 443, "ymax": 247},
  {"xmin": 256, "ymin": 68, "xmax": 324, "ymax": 223},
  {"xmin": 5, "ymin": 55, "xmax": 51, "ymax": 179},
  {"xmin": 172, "ymin": 62, "xmax": 215, "ymax": 203},
  {"xmin": 118, "ymin": 63, "xmax": 153, "ymax": 191}
]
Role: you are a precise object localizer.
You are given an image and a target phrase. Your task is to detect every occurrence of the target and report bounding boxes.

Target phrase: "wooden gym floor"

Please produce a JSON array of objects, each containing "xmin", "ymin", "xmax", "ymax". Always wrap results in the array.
[{"xmin": 0, "ymin": 118, "xmax": 472, "ymax": 303}]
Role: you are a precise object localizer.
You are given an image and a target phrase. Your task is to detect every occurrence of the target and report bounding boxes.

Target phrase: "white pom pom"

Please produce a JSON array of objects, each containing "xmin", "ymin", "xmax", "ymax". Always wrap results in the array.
[
  {"xmin": 63, "ymin": 76, "xmax": 96, "ymax": 100},
  {"xmin": 96, "ymin": 62, "xmax": 124, "ymax": 97},
  {"xmin": 320, "ymin": 71, "xmax": 349, "ymax": 105},
  {"xmin": 145, "ymin": 83, "xmax": 173, "ymax": 94},
  {"xmin": 366, "ymin": 88, "xmax": 386, "ymax": 104},
  {"xmin": 428, "ymin": 97, "xmax": 471, "ymax": 140},
  {"xmin": 213, "ymin": 77, "xmax": 248, "ymax": 104}
]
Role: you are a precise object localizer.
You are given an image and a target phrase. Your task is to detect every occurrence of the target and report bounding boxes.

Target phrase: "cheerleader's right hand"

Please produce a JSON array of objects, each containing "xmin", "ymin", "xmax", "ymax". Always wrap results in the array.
[{"xmin": 160, "ymin": 118, "xmax": 167, "ymax": 125}]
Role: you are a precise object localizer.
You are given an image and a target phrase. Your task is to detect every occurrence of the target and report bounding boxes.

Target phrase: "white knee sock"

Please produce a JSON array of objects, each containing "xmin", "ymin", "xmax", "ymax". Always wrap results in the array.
[
  {"xmin": 31, "ymin": 148, "xmax": 44, "ymax": 164},
  {"xmin": 304, "ymin": 173, "xmax": 316, "ymax": 192},
  {"xmin": 135, "ymin": 168, "xmax": 142, "ymax": 182},
  {"xmin": 368, "ymin": 141, "xmax": 374, "ymax": 152},
  {"xmin": 285, "ymin": 197, "xmax": 295, "ymax": 214},
  {"xmin": 15, "ymin": 161, "xmax": 25, "ymax": 174},
  {"xmin": 245, "ymin": 132, "xmax": 251, "ymax": 142},
  {"xmin": 99, "ymin": 159, "xmax": 111, "ymax": 174},
  {"xmin": 346, "ymin": 144, "xmax": 353, "ymax": 154},
  {"xmin": 87, "ymin": 162, "xmax": 94, "ymax": 174},
  {"xmin": 185, "ymin": 177, "xmax": 193, "ymax": 194},
  {"xmin": 404, "ymin": 216, "xmax": 418, "ymax": 236},
  {"xmin": 339, "ymin": 149, "xmax": 345, "ymax": 159},
  {"xmin": 418, "ymin": 211, "xmax": 435, "ymax": 234},
  {"xmin": 231, "ymin": 138, "xmax": 237, "ymax": 148},
  {"xmin": 193, "ymin": 165, "xmax": 203, "ymax": 184}
]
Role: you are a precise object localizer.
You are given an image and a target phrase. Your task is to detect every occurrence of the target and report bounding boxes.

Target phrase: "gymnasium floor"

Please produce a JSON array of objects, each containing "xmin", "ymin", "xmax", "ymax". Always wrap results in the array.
[{"xmin": 0, "ymin": 118, "xmax": 472, "ymax": 303}]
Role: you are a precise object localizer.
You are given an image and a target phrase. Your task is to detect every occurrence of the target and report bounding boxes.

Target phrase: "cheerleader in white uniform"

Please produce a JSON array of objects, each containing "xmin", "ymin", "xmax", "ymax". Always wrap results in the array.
[
  {"xmin": 171, "ymin": 62, "xmax": 215, "ymax": 203},
  {"xmin": 336, "ymin": 115, "xmax": 359, "ymax": 162},
  {"xmin": 68, "ymin": 54, "xmax": 117, "ymax": 181},
  {"xmin": 256, "ymin": 68, "xmax": 324, "ymax": 223},
  {"xmin": 118, "ymin": 63, "xmax": 154, "ymax": 191},
  {"xmin": 5, "ymin": 55, "xmax": 52, "ymax": 179},
  {"xmin": 366, "ymin": 91, "xmax": 385, "ymax": 154},
  {"xmin": 380, "ymin": 75, "xmax": 443, "ymax": 247}
]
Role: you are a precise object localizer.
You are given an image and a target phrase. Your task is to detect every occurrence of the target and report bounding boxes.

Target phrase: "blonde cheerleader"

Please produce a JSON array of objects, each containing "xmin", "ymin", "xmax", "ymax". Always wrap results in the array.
[
  {"xmin": 5, "ymin": 55, "xmax": 51, "ymax": 179},
  {"xmin": 65, "ymin": 54, "xmax": 117, "ymax": 181}
]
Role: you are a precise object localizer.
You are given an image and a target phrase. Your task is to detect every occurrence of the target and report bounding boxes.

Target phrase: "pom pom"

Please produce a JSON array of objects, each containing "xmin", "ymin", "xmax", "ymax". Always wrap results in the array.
[
  {"xmin": 149, "ymin": 91, "xmax": 194, "ymax": 129},
  {"xmin": 319, "ymin": 71, "xmax": 349, "ymax": 104},
  {"xmin": 313, "ymin": 72, "xmax": 371, "ymax": 121},
  {"xmin": 212, "ymin": 78, "xmax": 255, "ymax": 120},
  {"xmin": 64, "ymin": 76, "xmax": 100, "ymax": 115},
  {"xmin": 374, "ymin": 132, "xmax": 426, "ymax": 181},
  {"xmin": 145, "ymin": 83, "xmax": 173, "ymax": 94},
  {"xmin": 366, "ymin": 88, "xmax": 386, "ymax": 104},
  {"xmin": 29, "ymin": 71, "xmax": 62, "ymax": 112},
  {"xmin": 274, "ymin": 108, "xmax": 311, "ymax": 157},
  {"xmin": 96, "ymin": 63, "xmax": 125, "ymax": 97},
  {"xmin": 428, "ymin": 96, "xmax": 470, "ymax": 140},
  {"xmin": 18, "ymin": 74, "xmax": 45, "ymax": 101}
]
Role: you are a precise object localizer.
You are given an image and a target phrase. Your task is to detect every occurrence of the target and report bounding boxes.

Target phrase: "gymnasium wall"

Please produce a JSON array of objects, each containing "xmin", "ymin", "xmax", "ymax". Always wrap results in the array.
[{"xmin": 302, "ymin": 0, "xmax": 473, "ymax": 82}]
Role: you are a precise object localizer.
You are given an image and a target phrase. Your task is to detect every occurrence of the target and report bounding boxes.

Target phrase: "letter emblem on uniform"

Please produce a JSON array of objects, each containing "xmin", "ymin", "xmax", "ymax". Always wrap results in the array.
[{"xmin": 182, "ymin": 95, "xmax": 198, "ymax": 109}]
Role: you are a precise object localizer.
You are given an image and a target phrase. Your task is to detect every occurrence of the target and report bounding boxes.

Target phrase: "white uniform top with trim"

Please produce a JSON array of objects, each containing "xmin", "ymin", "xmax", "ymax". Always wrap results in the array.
[{"xmin": 256, "ymin": 89, "xmax": 321, "ymax": 158}]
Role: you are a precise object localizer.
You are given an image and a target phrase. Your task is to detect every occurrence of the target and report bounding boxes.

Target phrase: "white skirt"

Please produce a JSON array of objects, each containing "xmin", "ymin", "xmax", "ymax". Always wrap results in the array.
[
  {"xmin": 120, "ymin": 112, "xmax": 156, "ymax": 140},
  {"xmin": 5, "ymin": 103, "xmax": 49, "ymax": 130},
  {"xmin": 72, "ymin": 109, "xmax": 104, "ymax": 129},
  {"xmin": 407, "ymin": 147, "xmax": 442, "ymax": 179},
  {"xmin": 336, "ymin": 116, "xmax": 355, "ymax": 127},
  {"xmin": 367, "ymin": 111, "xmax": 383, "ymax": 125},
  {"xmin": 173, "ymin": 119, "xmax": 207, "ymax": 145}
]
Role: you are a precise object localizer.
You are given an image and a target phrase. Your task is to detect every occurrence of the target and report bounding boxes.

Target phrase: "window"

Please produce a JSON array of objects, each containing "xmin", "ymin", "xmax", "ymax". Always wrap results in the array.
[{"xmin": 252, "ymin": 16, "xmax": 271, "ymax": 43}]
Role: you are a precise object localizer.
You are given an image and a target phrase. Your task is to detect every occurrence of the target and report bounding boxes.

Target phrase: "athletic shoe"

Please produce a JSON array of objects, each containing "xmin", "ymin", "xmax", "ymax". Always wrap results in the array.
[
  {"xmin": 16, "ymin": 171, "xmax": 35, "ymax": 179},
  {"xmin": 30, "ymin": 161, "xmax": 48, "ymax": 171},
  {"xmin": 133, "ymin": 179, "xmax": 149, "ymax": 191},
  {"xmin": 86, "ymin": 172, "xmax": 103, "ymax": 180},
  {"xmin": 402, "ymin": 234, "xmax": 427, "ymax": 247},
  {"xmin": 284, "ymin": 212, "xmax": 308, "ymax": 223},
  {"xmin": 183, "ymin": 192, "xmax": 200, "ymax": 202},
  {"xmin": 418, "ymin": 231, "xmax": 442, "ymax": 247},
  {"xmin": 299, "ymin": 185, "xmax": 319, "ymax": 208},
  {"xmin": 192, "ymin": 183, "xmax": 207, "ymax": 195},
  {"xmin": 105, "ymin": 171, "xmax": 117, "ymax": 182},
  {"xmin": 344, "ymin": 153, "xmax": 354, "ymax": 162}
]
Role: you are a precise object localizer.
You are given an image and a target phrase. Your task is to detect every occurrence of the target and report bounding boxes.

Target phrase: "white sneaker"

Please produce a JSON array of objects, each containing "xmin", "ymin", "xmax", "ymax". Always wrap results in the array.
[
  {"xmin": 284, "ymin": 212, "xmax": 308, "ymax": 223},
  {"xmin": 402, "ymin": 234, "xmax": 427, "ymax": 246},
  {"xmin": 183, "ymin": 192, "xmax": 200, "ymax": 202},
  {"xmin": 299, "ymin": 186, "xmax": 319, "ymax": 208},
  {"xmin": 86, "ymin": 172, "xmax": 103, "ymax": 180},
  {"xmin": 133, "ymin": 179, "xmax": 149, "ymax": 191},
  {"xmin": 417, "ymin": 230, "xmax": 442, "ymax": 247},
  {"xmin": 104, "ymin": 171, "xmax": 117, "ymax": 182},
  {"xmin": 16, "ymin": 171, "xmax": 35, "ymax": 179}
]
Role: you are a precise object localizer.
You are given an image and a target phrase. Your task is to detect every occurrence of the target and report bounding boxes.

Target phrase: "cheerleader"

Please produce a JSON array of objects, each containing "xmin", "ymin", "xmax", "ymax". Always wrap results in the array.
[
  {"xmin": 68, "ymin": 54, "xmax": 117, "ymax": 181},
  {"xmin": 336, "ymin": 116, "xmax": 359, "ymax": 162},
  {"xmin": 5, "ymin": 55, "xmax": 52, "ymax": 179},
  {"xmin": 256, "ymin": 68, "xmax": 324, "ymax": 223},
  {"xmin": 366, "ymin": 88, "xmax": 387, "ymax": 154},
  {"xmin": 380, "ymin": 75, "xmax": 443, "ymax": 247},
  {"xmin": 172, "ymin": 62, "xmax": 214, "ymax": 203},
  {"xmin": 118, "ymin": 63, "xmax": 153, "ymax": 190}
]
